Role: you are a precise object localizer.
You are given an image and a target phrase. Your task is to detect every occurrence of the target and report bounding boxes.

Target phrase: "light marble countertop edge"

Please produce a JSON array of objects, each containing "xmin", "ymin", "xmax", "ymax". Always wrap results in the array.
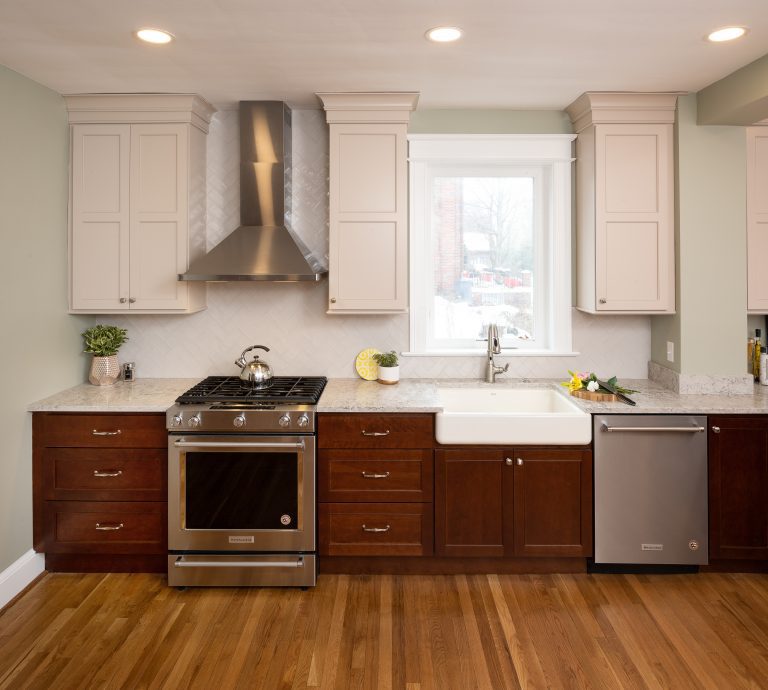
[{"xmin": 26, "ymin": 377, "xmax": 768, "ymax": 415}]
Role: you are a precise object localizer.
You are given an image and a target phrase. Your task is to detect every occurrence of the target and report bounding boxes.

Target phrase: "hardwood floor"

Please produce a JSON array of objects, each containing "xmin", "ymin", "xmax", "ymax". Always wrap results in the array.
[{"xmin": 1, "ymin": 572, "xmax": 767, "ymax": 689}]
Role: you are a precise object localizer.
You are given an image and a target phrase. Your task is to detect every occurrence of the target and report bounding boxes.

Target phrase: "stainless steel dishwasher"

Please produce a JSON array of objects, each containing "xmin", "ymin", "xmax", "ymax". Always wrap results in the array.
[{"xmin": 593, "ymin": 414, "xmax": 708, "ymax": 566}]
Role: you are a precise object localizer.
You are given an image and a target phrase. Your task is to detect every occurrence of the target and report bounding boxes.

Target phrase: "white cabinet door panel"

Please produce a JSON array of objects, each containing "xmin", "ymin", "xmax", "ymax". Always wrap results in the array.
[
  {"xmin": 70, "ymin": 125, "xmax": 130, "ymax": 310},
  {"xmin": 593, "ymin": 123, "xmax": 673, "ymax": 312},
  {"xmin": 600, "ymin": 222, "xmax": 660, "ymax": 305},
  {"xmin": 603, "ymin": 133, "xmax": 659, "ymax": 213},
  {"xmin": 335, "ymin": 221, "xmax": 400, "ymax": 306},
  {"xmin": 338, "ymin": 130, "xmax": 398, "ymax": 213},
  {"xmin": 129, "ymin": 124, "xmax": 188, "ymax": 310}
]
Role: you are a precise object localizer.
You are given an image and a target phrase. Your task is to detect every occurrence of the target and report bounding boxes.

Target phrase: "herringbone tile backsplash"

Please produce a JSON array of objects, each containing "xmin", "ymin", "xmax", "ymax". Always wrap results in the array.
[{"xmin": 100, "ymin": 109, "xmax": 651, "ymax": 380}]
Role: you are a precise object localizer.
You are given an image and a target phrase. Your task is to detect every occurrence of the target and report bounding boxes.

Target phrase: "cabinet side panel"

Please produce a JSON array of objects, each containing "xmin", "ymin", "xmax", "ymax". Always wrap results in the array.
[
  {"xmin": 576, "ymin": 126, "xmax": 596, "ymax": 311},
  {"xmin": 747, "ymin": 129, "xmax": 768, "ymax": 312}
]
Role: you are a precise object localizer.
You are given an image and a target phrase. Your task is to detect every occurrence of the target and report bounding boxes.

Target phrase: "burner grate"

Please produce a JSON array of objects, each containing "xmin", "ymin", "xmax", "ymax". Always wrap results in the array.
[{"xmin": 176, "ymin": 376, "xmax": 327, "ymax": 405}]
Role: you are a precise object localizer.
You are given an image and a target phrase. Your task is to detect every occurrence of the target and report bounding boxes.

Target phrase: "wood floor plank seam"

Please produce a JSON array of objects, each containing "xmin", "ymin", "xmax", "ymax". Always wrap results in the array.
[{"xmin": 1, "ymin": 573, "xmax": 767, "ymax": 689}]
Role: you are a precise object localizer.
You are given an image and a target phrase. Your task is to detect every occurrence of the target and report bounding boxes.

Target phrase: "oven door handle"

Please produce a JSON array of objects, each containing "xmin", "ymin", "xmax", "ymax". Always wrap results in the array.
[
  {"xmin": 173, "ymin": 556, "xmax": 305, "ymax": 569},
  {"xmin": 173, "ymin": 440, "xmax": 305, "ymax": 450}
]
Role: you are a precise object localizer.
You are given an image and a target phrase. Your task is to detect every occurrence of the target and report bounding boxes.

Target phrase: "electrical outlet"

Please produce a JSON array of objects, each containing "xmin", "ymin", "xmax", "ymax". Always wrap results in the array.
[{"xmin": 666, "ymin": 341, "xmax": 674, "ymax": 362}]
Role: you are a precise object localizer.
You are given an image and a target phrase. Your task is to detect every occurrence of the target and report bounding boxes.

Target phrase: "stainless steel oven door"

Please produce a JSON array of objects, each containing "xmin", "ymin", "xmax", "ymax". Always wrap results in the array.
[{"xmin": 168, "ymin": 434, "xmax": 315, "ymax": 553}]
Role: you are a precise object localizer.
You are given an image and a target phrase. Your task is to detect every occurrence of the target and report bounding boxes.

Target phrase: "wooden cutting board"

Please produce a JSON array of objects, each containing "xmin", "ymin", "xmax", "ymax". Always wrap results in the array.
[{"xmin": 571, "ymin": 389, "xmax": 617, "ymax": 402}]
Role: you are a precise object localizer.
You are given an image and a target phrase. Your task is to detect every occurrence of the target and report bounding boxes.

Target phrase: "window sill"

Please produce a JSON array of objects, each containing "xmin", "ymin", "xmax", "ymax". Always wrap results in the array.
[{"xmin": 401, "ymin": 350, "xmax": 580, "ymax": 357}]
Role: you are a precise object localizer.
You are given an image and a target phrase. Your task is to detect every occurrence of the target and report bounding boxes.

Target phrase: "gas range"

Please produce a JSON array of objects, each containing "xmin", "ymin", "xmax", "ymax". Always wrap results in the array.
[
  {"xmin": 166, "ymin": 376, "xmax": 327, "ymax": 433},
  {"xmin": 166, "ymin": 374, "xmax": 327, "ymax": 588}
]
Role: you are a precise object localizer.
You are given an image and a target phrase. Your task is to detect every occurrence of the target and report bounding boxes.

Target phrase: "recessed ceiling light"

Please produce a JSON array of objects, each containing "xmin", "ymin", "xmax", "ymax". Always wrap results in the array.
[
  {"xmin": 707, "ymin": 26, "xmax": 747, "ymax": 42},
  {"xmin": 425, "ymin": 26, "xmax": 463, "ymax": 43},
  {"xmin": 135, "ymin": 28, "xmax": 174, "ymax": 45}
]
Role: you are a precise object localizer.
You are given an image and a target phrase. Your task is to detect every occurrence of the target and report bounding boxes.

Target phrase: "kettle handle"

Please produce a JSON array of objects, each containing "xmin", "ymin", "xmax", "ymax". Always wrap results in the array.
[{"xmin": 235, "ymin": 344, "xmax": 270, "ymax": 368}]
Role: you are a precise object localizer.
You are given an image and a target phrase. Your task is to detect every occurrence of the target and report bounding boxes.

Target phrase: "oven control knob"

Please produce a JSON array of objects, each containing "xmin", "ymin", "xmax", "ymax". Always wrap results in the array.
[
  {"xmin": 233, "ymin": 414, "xmax": 246, "ymax": 428},
  {"xmin": 278, "ymin": 414, "xmax": 291, "ymax": 428},
  {"xmin": 188, "ymin": 414, "xmax": 202, "ymax": 429},
  {"xmin": 171, "ymin": 414, "xmax": 183, "ymax": 427},
  {"xmin": 297, "ymin": 414, "xmax": 309, "ymax": 428}
]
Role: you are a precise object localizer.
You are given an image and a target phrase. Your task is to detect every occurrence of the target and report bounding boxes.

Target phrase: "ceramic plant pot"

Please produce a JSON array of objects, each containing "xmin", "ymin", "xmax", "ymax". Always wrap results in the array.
[
  {"xmin": 377, "ymin": 365, "xmax": 400, "ymax": 385},
  {"xmin": 89, "ymin": 355, "xmax": 121, "ymax": 386}
]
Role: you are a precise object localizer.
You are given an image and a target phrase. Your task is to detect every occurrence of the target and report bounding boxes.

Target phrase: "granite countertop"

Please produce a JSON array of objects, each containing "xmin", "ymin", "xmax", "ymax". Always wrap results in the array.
[
  {"xmin": 27, "ymin": 376, "xmax": 768, "ymax": 415},
  {"xmin": 27, "ymin": 379, "xmax": 199, "ymax": 412}
]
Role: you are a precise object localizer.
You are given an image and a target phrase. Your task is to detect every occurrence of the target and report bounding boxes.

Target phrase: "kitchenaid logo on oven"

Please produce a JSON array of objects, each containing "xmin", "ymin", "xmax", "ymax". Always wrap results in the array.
[{"xmin": 228, "ymin": 536, "xmax": 255, "ymax": 544}]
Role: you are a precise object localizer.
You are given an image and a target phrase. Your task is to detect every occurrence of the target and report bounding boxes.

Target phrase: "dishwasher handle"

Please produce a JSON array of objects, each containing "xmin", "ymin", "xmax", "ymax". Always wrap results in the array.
[{"xmin": 601, "ymin": 423, "xmax": 705, "ymax": 433}]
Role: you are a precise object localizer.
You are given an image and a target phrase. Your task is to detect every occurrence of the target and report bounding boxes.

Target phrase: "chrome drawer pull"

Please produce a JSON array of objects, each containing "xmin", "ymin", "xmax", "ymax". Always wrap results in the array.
[
  {"xmin": 173, "ymin": 440, "xmax": 305, "ymax": 450},
  {"xmin": 601, "ymin": 424, "xmax": 705, "ymax": 433},
  {"xmin": 95, "ymin": 522, "xmax": 124, "ymax": 531},
  {"xmin": 361, "ymin": 430, "xmax": 390, "ymax": 437},
  {"xmin": 361, "ymin": 524, "xmax": 391, "ymax": 533},
  {"xmin": 174, "ymin": 557, "xmax": 304, "ymax": 569},
  {"xmin": 361, "ymin": 471, "xmax": 390, "ymax": 479},
  {"xmin": 93, "ymin": 470, "xmax": 123, "ymax": 478},
  {"xmin": 92, "ymin": 429, "xmax": 122, "ymax": 436}
]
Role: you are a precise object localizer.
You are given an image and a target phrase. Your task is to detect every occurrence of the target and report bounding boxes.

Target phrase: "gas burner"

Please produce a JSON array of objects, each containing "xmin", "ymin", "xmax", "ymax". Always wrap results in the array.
[{"xmin": 175, "ymin": 376, "xmax": 327, "ymax": 405}]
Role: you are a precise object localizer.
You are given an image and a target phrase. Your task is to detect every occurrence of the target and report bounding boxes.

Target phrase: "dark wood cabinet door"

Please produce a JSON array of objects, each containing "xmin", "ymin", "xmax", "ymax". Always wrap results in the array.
[
  {"xmin": 513, "ymin": 449, "xmax": 593, "ymax": 557},
  {"xmin": 435, "ymin": 449, "xmax": 513, "ymax": 557},
  {"xmin": 709, "ymin": 416, "xmax": 768, "ymax": 560}
]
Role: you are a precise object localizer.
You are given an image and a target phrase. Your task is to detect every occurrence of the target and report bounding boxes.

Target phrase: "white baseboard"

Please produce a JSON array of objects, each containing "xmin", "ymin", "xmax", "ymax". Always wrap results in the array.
[{"xmin": 0, "ymin": 549, "xmax": 45, "ymax": 611}]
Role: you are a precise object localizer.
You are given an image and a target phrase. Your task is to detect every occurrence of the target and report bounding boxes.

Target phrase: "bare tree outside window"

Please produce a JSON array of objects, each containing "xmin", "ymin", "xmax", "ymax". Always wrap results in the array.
[{"xmin": 432, "ymin": 176, "xmax": 535, "ymax": 343}]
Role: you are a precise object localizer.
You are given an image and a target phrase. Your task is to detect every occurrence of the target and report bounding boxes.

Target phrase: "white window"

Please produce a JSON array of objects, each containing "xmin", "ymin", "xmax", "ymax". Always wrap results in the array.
[{"xmin": 408, "ymin": 134, "xmax": 575, "ymax": 355}]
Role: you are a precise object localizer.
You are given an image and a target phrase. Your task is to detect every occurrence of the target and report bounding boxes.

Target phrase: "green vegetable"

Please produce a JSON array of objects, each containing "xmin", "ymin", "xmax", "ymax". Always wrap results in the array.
[{"xmin": 82, "ymin": 325, "xmax": 128, "ymax": 357}]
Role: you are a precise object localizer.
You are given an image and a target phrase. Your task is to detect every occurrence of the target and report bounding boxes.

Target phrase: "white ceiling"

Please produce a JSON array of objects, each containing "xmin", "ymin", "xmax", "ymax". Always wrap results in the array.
[{"xmin": 1, "ymin": 0, "xmax": 767, "ymax": 110}]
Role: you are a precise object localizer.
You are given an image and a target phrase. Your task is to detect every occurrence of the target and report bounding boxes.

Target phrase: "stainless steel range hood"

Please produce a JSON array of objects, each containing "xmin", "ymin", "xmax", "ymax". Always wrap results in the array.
[{"xmin": 180, "ymin": 101, "xmax": 326, "ymax": 282}]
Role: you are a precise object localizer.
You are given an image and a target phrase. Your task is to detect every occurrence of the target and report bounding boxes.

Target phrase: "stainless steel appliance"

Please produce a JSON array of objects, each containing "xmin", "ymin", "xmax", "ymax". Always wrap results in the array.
[
  {"xmin": 167, "ymin": 376, "xmax": 327, "ymax": 587},
  {"xmin": 593, "ymin": 414, "xmax": 709, "ymax": 566}
]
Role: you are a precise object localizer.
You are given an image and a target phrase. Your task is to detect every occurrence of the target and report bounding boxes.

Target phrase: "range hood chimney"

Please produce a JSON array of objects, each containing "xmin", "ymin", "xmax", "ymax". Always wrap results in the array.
[{"xmin": 180, "ymin": 101, "xmax": 326, "ymax": 282}]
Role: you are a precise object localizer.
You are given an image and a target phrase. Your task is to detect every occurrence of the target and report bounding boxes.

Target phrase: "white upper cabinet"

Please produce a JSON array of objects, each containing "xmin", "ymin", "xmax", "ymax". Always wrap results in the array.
[
  {"xmin": 317, "ymin": 92, "xmax": 419, "ymax": 313},
  {"xmin": 566, "ymin": 93, "xmax": 677, "ymax": 313},
  {"xmin": 66, "ymin": 95, "xmax": 214, "ymax": 314},
  {"xmin": 747, "ymin": 127, "xmax": 768, "ymax": 313}
]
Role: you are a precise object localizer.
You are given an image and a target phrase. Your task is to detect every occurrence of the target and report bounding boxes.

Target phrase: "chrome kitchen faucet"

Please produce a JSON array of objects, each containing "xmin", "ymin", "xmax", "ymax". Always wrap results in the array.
[{"xmin": 484, "ymin": 323, "xmax": 509, "ymax": 383}]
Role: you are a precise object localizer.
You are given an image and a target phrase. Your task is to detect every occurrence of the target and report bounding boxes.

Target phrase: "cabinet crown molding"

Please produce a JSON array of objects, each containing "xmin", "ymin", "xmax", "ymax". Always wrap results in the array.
[
  {"xmin": 566, "ymin": 92, "xmax": 683, "ymax": 132},
  {"xmin": 316, "ymin": 92, "xmax": 419, "ymax": 124},
  {"xmin": 64, "ymin": 94, "xmax": 217, "ymax": 133}
]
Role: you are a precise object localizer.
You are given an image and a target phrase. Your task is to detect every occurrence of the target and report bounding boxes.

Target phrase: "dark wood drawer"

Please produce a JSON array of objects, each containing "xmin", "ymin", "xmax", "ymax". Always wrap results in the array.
[
  {"xmin": 318, "ymin": 413, "xmax": 434, "ymax": 449},
  {"xmin": 43, "ymin": 448, "xmax": 166, "ymax": 501},
  {"xmin": 44, "ymin": 501, "xmax": 166, "ymax": 554},
  {"xmin": 319, "ymin": 449, "xmax": 433, "ymax": 502},
  {"xmin": 37, "ymin": 413, "xmax": 167, "ymax": 448},
  {"xmin": 319, "ymin": 503, "xmax": 433, "ymax": 556}
]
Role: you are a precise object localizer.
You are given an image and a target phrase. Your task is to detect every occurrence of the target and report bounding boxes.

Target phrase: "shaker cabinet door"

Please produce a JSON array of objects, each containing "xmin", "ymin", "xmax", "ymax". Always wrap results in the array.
[{"xmin": 70, "ymin": 124, "xmax": 131, "ymax": 311}]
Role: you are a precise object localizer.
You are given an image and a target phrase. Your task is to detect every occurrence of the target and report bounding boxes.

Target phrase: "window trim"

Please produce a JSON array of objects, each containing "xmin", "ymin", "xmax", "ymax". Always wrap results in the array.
[{"xmin": 407, "ymin": 134, "xmax": 576, "ymax": 356}]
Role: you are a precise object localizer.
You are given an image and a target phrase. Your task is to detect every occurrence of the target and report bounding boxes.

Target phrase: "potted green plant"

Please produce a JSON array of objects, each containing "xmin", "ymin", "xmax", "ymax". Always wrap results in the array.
[
  {"xmin": 82, "ymin": 325, "xmax": 129, "ymax": 386},
  {"xmin": 372, "ymin": 350, "xmax": 399, "ymax": 385}
]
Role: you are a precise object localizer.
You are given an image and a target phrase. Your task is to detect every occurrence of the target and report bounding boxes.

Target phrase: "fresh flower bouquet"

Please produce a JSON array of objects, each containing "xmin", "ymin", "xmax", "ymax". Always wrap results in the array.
[{"xmin": 561, "ymin": 370, "xmax": 638, "ymax": 395}]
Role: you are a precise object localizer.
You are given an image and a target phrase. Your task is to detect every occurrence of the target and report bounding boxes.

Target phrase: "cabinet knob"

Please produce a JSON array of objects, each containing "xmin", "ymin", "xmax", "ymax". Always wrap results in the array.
[
  {"xmin": 129, "ymin": 297, "xmax": 136, "ymax": 304},
  {"xmin": 712, "ymin": 426, "xmax": 721, "ymax": 434},
  {"xmin": 517, "ymin": 458, "xmax": 523, "ymax": 466},
  {"xmin": 119, "ymin": 298, "xmax": 128, "ymax": 304},
  {"xmin": 505, "ymin": 457, "xmax": 514, "ymax": 466},
  {"xmin": 330, "ymin": 298, "xmax": 337, "ymax": 304},
  {"xmin": 599, "ymin": 298, "xmax": 607, "ymax": 304}
]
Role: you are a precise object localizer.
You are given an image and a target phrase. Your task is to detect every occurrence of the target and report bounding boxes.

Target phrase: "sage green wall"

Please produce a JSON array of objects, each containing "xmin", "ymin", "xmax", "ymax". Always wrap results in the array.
[
  {"xmin": 0, "ymin": 65, "xmax": 87, "ymax": 573},
  {"xmin": 409, "ymin": 109, "xmax": 573, "ymax": 134},
  {"xmin": 698, "ymin": 52, "xmax": 768, "ymax": 125},
  {"xmin": 651, "ymin": 94, "xmax": 747, "ymax": 376}
]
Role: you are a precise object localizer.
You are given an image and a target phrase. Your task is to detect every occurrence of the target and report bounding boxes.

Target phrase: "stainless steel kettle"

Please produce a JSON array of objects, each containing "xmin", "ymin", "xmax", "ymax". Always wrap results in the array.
[{"xmin": 235, "ymin": 345, "xmax": 273, "ymax": 387}]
